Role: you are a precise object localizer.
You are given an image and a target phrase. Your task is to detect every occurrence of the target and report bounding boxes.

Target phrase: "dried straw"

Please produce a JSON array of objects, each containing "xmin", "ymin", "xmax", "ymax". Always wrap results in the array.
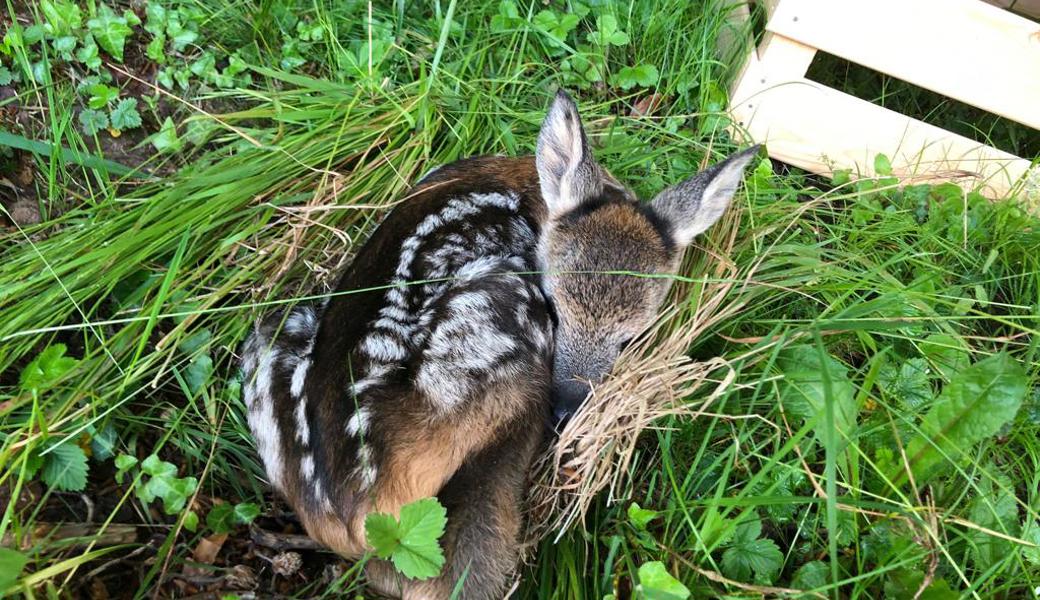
[{"xmin": 526, "ymin": 219, "xmax": 758, "ymax": 542}]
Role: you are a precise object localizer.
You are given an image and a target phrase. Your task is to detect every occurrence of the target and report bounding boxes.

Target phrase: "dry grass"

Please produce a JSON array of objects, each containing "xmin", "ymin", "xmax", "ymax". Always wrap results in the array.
[{"xmin": 526, "ymin": 219, "xmax": 759, "ymax": 540}]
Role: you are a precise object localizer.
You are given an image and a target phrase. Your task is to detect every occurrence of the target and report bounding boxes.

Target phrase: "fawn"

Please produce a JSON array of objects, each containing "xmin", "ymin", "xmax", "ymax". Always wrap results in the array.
[{"xmin": 240, "ymin": 90, "xmax": 757, "ymax": 599}]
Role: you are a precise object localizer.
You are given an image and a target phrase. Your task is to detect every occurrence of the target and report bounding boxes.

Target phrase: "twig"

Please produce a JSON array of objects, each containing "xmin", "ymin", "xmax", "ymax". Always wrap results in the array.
[
  {"xmin": 249, "ymin": 526, "xmax": 327, "ymax": 552},
  {"xmin": 84, "ymin": 543, "xmax": 153, "ymax": 580},
  {"xmin": 1, "ymin": 523, "xmax": 138, "ymax": 549}
]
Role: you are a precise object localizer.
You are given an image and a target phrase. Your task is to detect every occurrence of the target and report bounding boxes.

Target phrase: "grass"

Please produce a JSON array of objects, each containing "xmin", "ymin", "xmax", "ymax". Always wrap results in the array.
[{"xmin": 1, "ymin": 0, "xmax": 1039, "ymax": 598}]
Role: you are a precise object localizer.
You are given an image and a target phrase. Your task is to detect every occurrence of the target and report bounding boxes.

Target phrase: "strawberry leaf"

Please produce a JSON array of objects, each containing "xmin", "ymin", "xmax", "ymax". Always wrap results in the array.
[
  {"xmin": 19, "ymin": 344, "xmax": 79, "ymax": 393},
  {"xmin": 109, "ymin": 98, "xmax": 142, "ymax": 131},
  {"xmin": 41, "ymin": 441, "xmax": 89, "ymax": 492},
  {"xmin": 364, "ymin": 497, "xmax": 447, "ymax": 580}
]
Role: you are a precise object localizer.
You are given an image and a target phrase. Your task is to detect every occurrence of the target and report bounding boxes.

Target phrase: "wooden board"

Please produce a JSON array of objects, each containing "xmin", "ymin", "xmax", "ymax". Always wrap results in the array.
[
  {"xmin": 729, "ymin": 34, "xmax": 1035, "ymax": 199},
  {"xmin": 984, "ymin": 0, "xmax": 1040, "ymax": 20},
  {"xmin": 767, "ymin": 0, "xmax": 1040, "ymax": 130}
]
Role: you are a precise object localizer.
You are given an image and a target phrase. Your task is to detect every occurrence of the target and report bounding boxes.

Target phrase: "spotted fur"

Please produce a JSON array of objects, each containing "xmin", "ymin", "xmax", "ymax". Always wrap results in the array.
[{"xmin": 241, "ymin": 90, "xmax": 756, "ymax": 599}]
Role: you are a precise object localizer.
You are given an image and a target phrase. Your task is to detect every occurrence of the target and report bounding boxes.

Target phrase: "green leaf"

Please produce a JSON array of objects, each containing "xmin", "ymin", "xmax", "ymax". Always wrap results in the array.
[
  {"xmin": 24, "ymin": 25, "xmax": 46, "ymax": 46},
  {"xmin": 182, "ymin": 354, "xmax": 214, "ymax": 397},
  {"xmin": 874, "ymin": 153, "xmax": 893, "ymax": 176},
  {"xmin": 141, "ymin": 453, "xmax": 176, "ymax": 477},
  {"xmin": 920, "ymin": 333, "xmax": 970, "ymax": 383},
  {"xmin": 0, "ymin": 548, "xmax": 28, "ymax": 590},
  {"xmin": 207, "ymin": 503, "xmax": 237, "ymax": 533},
  {"xmin": 967, "ymin": 474, "xmax": 1019, "ymax": 570},
  {"xmin": 87, "ymin": 4, "xmax": 133, "ymax": 62},
  {"xmin": 628, "ymin": 502, "xmax": 659, "ymax": 531},
  {"xmin": 1021, "ymin": 519, "xmax": 1040, "ymax": 566},
  {"xmin": 41, "ymin": 0, "xmax": 82, "ymax": 36},
  {"xmin": 87, "ymin": 83, "xmax": 119, "ymax": 109},
  {"xmin": 166, "ymin": 19, "xmax": 198, "ymax": 52},
  {"xmin": 589, "ymin": 15, "xmax": 629, "ymax": 46},
  {"xmin": 364, "ymin": 497, "xmax": 447, "ymax": 580},
  {"xmin": 831, "ymin": 169, "xmax": 851, "ymax": 186},
  {"xmin": 89, "ymin": 424, "xmax": 118, "ymax": 461},
  {"xmin": 878, "ymin": 357, "xmax": 932, "ymax": 410},
  {"xmin": 144, "ymin": 3, "xmax": 167, "ymax": 35},
  {"xmin": 114, "ymin": 453, "xmax": 138, "ymax": 483},
  {"xmin": 79, "ymin": 108, "xmax": 109, "ymax": 135},
  {"xmin": 612, "ymin": 64, "xmax": 659, "ymax": 90},
  {"xmin": 183, "ymin": 510, "xmax": 199, "ymax": 533},
  {"xmin": 150, "ymin": 117, "xmax": 182, "ymax": 153},
  {"xmin": 895, "ymin": 353, "xmax": 1027, "ymax": 485},
  {"xmin": 109, "ymin": 97, "xmax": 142, "ymax": 131},
  {"xmin": 791, "ymin": 560, "xmax": 828, "ymax": 591},
  {"xmin": 52, "ymin": 36, "xmax": 77, "ymax": 59},
  {"xmin": 146, "ymin": 34, "xmax": 166, "ymax": 63},
  {"xmin": 41, "ymin": 441, "xmax": 89, "ymax": 491},
  {"xmin": 365, "ymin": 512, "xmax": 401, "ymax": 558},
  {"xmin": 777, "ymin": 345, "xmax": 858, "ymax": 445},
  {"xmin": 19, "ymin": 344, "xmax": 79, "ymax": 393},
  {"xmin": 31, "ymin": 61, "xmax": 49, "ymax": 85},
  {"xmin": 233, "ymin": 502, "xmax": 261, "ymax": 525},
  {"xmin": 884, "ymin": 569, "xmax": 959, "ymax": 600},
  {"xmin": 135, "ymin": 454, "xmax": 197, "ymax": 514},
  {"xmin": 0, "ymin": 67, "xmax": 12, "ymax": 85},
  {"xmin": 721, "ymin": 519, "xmax": 783, "ymax": 584},
  {"xmin": 533, "ymin": 10, "xmax": 580, "ymax": 46},
  {"xmin": 0, "ymin": 130, "xmax": 134, "ymax": 176},
  {"xmin": 75, "ymin": 37, "xmax": 102, "ymax": 70},
  {"xmin": 490, "ymin": 1, "xmax": 523, "ymax": 32},
  {"xmin": 635, "ymin": 561, "xmax": 689, "ymax": 600}
]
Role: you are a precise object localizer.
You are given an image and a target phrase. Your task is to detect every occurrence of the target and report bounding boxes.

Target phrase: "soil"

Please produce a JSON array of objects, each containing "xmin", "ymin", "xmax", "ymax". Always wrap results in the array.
[{"xmin": 0, "ymin": 5, "xmax": 179, "ymax": 231}]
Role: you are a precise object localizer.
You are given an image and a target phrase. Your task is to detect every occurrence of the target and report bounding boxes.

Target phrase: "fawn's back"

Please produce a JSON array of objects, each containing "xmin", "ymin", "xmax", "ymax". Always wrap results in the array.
[{"xmin": 240, "ymin": 91, "xmax": 757, "ymax": 599}]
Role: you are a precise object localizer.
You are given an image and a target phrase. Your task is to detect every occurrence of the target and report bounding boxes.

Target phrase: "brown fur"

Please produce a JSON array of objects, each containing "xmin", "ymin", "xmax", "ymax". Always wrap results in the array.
[{"xmin": 243, "ymin": 91, "xmax": 757, "ymax": 600}]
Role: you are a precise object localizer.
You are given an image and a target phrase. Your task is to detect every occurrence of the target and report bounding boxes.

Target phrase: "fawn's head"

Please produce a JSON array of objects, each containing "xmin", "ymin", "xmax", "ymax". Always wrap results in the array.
[{"xmin": 535, "ymin": 91, "xmax": 758, "ymax": 424}]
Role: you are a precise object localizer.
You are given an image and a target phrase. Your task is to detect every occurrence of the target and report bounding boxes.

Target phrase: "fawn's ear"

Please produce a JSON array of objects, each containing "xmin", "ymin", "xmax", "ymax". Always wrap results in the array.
[
  {"xmin": 650, "ymin": 146, "xmax": 760, "ymax": 247},
  {"xmin": 536, "ymin": 90, "xmax": 603, "ymax": 219}
]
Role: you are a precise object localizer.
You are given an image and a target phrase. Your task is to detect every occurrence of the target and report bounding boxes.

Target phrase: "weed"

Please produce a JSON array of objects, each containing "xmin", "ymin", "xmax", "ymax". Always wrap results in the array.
[{"xmin": 0, "ymin": 1, "xmax": 1038, "ymax": 598}]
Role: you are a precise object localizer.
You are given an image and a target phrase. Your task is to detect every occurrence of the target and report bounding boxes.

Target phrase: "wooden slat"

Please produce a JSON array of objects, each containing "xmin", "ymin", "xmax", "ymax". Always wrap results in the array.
[
  {"xmin": 767, "ymin": 0, "xmax": 1040, "ymax": 131},
  {"xmin": 729, "ymin": 34, "xmax": 1033, "ymax": 199},
  {"xmin": 984, "ymin": 0, "xmax": 1040, "ymax": 20},
  {"xmin": 730, "ymin": 33, "xmax": 816, "ymax": 107}
]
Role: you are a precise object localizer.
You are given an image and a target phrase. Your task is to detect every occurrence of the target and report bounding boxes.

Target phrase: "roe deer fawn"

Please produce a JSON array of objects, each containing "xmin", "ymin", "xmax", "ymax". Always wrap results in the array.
[{"xmin": 241, "ymin": 91, "xmax": 757, "ymax": 599}]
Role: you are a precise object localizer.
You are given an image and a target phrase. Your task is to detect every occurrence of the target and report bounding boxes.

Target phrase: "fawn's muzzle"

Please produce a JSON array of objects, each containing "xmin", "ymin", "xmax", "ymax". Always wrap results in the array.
[{"xmin": 551, "ymin": 378, "xmax": 591, "ymax": 427}]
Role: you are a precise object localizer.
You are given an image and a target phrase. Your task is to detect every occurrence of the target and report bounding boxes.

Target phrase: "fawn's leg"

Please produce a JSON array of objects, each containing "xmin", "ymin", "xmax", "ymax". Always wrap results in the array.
[{"xmin": 366, "ymin": 401, "xmax": 546, "ymax": 600}]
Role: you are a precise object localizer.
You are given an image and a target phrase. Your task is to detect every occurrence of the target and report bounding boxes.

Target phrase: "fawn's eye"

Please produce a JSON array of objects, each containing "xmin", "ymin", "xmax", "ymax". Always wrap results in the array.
[
  {"xmin": 544, "ymin": 296, "xmax": 560, "ymax": 328},
  {"xmin": 617, "ymin": 337, "xmax": 634, "ymax": 353}
]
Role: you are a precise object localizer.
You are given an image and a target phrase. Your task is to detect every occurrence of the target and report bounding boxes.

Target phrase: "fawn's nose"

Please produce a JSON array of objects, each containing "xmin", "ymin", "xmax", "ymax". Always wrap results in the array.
[{"xmin": 551, "ymin": 379, "xmax": 591, "ymax": 428}]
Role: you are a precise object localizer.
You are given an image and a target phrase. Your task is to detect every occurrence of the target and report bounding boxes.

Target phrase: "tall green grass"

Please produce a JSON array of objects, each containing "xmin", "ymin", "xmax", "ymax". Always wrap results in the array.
[{"xmin": 1, "ymin": 1, "xmax": 1038, "ymax": 597}]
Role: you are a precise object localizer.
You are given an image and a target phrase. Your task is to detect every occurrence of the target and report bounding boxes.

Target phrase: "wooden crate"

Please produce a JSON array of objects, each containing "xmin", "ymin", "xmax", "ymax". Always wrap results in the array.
[{"xmin": 727, "ymin": 0, "xmax": 1040, "ymax": 200}]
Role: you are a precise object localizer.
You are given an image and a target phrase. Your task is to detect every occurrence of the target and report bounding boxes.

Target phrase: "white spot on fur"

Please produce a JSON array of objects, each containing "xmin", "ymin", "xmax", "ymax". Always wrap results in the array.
[
  {"xmin": 243, "ymin": 341, "xmax": 284, "ymax": 490},
  {"xmin": 294, "ymin": 395, "xmax": 309, "ymax": 445},
  {"xmin": 379, "ymin": 305, "xmax": 412, "ymax": 322},
  {"xmin": 285, "ymin": 307, "xmax": 316, "ymax": 336},
  {"xmin": 471, "ymin": 191, "xmax": 519, "ymax": 211},
  {"xmin": 360, "ymin": 333, "xmax": 408, "ymax": 362},
  {"xmin": 416, "ymin": 291, "xmax": 519, "ymax": 408},
  {"xmin": 457, "ymin": 255, "xmax": 503, "ymax": 281},
  {"xmin": 351, "ymin": 364, "xmax": 391, "ymax": 396},
  {"xmin": 357, "ymin": 445, "xmax": 377, "ymax": 489},
  {"xmin": 372, "ymin": 317, "xmax": 414, "ymax": 336},
  {"xmin": 346, "ymin": 406, "xmax": 370, "ymax": 437},
  {"xmin": 387, "ymin": 286, "xmax": 408, "ymax": 307},
  {"xmin": 290, "ymin": 357, "xmax": 310, "ymax": 398},
  {"xmin": 301, "ymin": 453, "xmax": 315, "ymax": 480}
]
